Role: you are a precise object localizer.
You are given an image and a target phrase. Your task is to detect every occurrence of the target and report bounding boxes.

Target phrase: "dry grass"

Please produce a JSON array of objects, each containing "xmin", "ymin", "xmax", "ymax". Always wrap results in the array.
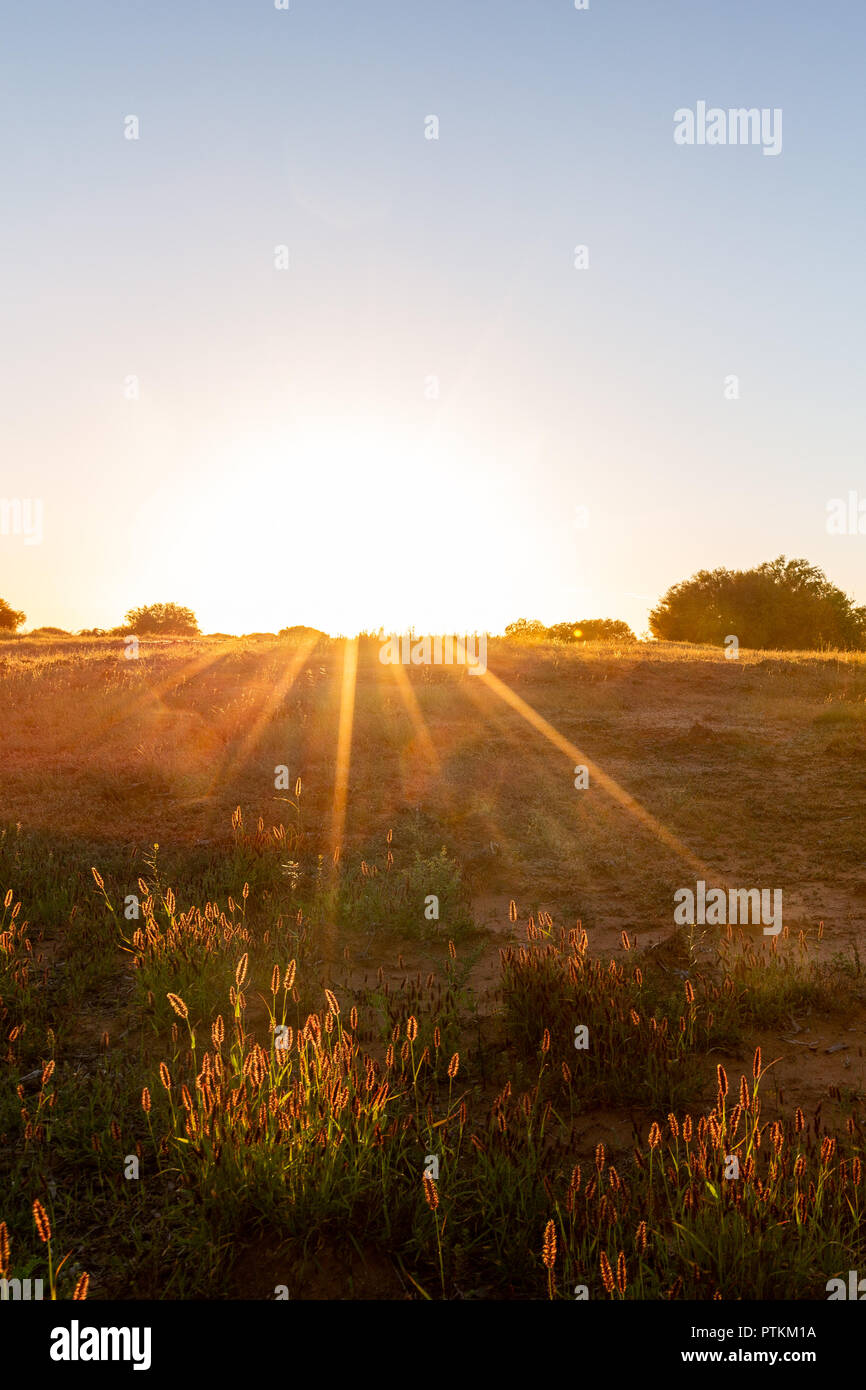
[{"xmin": 0, "ymin": 634, "xmax": 864, "ymax": 1298}]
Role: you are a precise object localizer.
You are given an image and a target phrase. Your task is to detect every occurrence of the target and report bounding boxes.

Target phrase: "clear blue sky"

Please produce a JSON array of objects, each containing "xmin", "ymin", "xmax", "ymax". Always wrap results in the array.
[{"xmin": 1, "ymin": 1, "xmax": 864, "ymax": 635}]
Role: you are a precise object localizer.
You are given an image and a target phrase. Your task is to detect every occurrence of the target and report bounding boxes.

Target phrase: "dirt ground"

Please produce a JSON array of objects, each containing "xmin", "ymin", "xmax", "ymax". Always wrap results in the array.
[{"xmin": 2, "ymin": 633, "xmax": 865, "ymax": 1129}]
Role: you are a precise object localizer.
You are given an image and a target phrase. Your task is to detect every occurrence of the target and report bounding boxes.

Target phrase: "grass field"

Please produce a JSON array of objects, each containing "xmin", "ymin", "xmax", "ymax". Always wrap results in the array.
[{"xmin": 1, "ymin": 632, "xmax": 865, "ymax": 1299}]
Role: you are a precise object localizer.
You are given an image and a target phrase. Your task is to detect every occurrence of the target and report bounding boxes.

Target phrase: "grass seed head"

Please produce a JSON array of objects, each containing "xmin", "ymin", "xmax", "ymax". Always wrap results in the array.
[
  {"xmin": 167, "ymin": 993, "xmax": 189, "ymax": 1020},
  {"xmin": 542, "ymin": 1219, "xmax": 557, "ymax": 1269},
  {"xmin": 32, "ymin": 1198, "xmax": 51, "ymax": 1243}
]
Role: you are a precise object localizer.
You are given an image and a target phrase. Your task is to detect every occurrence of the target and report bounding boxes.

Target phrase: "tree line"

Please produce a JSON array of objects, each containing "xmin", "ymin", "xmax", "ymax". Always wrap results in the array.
[
  {"xmin": 1, "ymin": 558, "xmax": 864, "ymax": 650},
  {"xmin": 505, "ymin": 557, "xmax": 866, "ymax": 651}
]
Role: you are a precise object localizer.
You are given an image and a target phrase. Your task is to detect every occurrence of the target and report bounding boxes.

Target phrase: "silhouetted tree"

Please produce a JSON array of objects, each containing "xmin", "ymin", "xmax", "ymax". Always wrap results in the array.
[
  {"xmin": 0, "ymin": 598, "xmax": 25, "ymax": 632},
  {"xmin": 546, "ymin": 619, "xmax": 636, "ymax": 643},
  {"xmin": 649, "ymin": 557, "xmax": 866, "ymax": 650},
  {"xmin": 505, "ymin": 617, "xmax": 636, "ymax": 642},
  {"xmin": 504, "ymin": 618, "xmax": 548, "ymax": 638},
  {"xmin": 125, "ymin": 602, "xmax": 200, "ymax": 636}
]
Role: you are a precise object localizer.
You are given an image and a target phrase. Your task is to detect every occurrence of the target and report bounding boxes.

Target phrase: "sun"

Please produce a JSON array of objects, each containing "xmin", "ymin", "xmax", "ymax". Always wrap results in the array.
[{"xmin": 159, "ymin": 423, "xmax": 513, "ymax": 636}]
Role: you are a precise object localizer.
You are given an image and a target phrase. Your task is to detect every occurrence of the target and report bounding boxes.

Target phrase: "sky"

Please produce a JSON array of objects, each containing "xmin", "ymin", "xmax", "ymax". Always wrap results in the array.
[{"xmin": 1, "ymin": 0, "xmax": 864, "ymax": 637}]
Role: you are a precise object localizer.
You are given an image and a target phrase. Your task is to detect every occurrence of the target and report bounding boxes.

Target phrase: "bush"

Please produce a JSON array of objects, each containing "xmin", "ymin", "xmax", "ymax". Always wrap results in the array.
[
  {"xmin": 0, "ymin": 598, "xmax": 25, "ymax": 632},
  {"xmin": 546, "ymin": 619, "xmax": 637, "ymax": 644},
  {"xmin": 278, "ymin": 625, "xmax": 329, "ymax": 641},
  {"xmin": 125, "ymin": 602, "xmax": 200, "ymax": 636},
  {"xmin": 504, "ymin": 619, "xmax": 548, "ymax": 639},
  {"xmin": 339, "ymin": 847, "xmax": 474, "ymax": 940},
  {"xmin": 504, "ymin": 617, "xmax": 636, "ymax": 643},
  {"xmin": 650, "ymin": 556, "xmax": 866, "ymax": 651},
  {"xmin": 30, "ymin": 626, "xmax": 70, "ymax": 636}
]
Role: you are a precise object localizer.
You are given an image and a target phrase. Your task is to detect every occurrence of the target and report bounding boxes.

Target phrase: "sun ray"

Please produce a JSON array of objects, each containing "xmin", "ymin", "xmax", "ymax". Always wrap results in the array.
[
  {"xmin": 207, "ymin": 635, "xmax": 319, "ymax": 795},
  {"xmin": 330, "ymin": 637, "xmax": 359, "ymax": 861},
  {"xmin": 457, "ymin": 650, "xmax": 636, "ymax": 870},
  {"xmin": 318, "ymin": 637, "xmax": 360, "ymax": 972},
  {"xmin": 382, "ymin": 656, "xmax": 440, "ymax": 773},
  {"xmin": 123, "ymin": 644, "xmax": 231, "ymax": 712},
  {"xmin": 474, "ymin": 659, "xmax": 717, "ymax": 884},
  {"xmin": 451, "ymin": 662, "xmax": 537, "ymax": 858},
  {"xmin": 375, "ymin": 646, "xmax": 513, "ymax": 869}
]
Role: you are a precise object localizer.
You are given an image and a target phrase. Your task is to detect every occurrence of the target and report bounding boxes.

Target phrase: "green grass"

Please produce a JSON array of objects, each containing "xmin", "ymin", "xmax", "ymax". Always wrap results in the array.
[{"xmin": 2, "ymin": 823, "xmax": 864, "ymax": 1300}]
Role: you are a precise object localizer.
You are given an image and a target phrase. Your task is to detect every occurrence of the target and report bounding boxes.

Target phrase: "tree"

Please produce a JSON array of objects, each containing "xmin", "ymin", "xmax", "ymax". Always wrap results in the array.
[
  {"xmin": 125, "ymin": 602, "xmax": 200, "ymax": 636},
  {"xmin": 547, "ymin": 619, "xmax": 636, "ymax": 644},
  {"xmin": 504, "ymin": 618, "xmax": 548, "ymax": 639},
  {"xmin": 0, "ymin": 598, "xmax": 25, "ymax": 632},
  {"xmin": 649, "ymin": 557, "xmax": 866, "ymax": 651},
  {"xmin": 505, "ymin": 617, "xmax": 636, "ymax": 643}
]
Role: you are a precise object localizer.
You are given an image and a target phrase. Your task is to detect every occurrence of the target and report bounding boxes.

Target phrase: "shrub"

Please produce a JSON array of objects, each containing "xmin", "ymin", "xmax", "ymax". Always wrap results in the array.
[
  {"xmin": 504, "ymin": 619, "xmax": 548, "ymax": 639},
  {"xmin": 650, "ymin": 557, "xmax": 866, "ymax": 651},
  {"xmin": 504, "ymin": 617, "xmax": 636, "ymax": 643},
  {"xmin": 125, "ymin": 602, "xmax": 200, "ymax": 636},
  {"xmin": 278, "ymin": 625, "xmax": 329, "ymax": 641},
  {"xmin": 546, "ymin": 619, "xmax": 637, "ymax": 644},
  {"xmin": 0, "ymin": 598, "xmax": 25, "ymax": 632}
]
